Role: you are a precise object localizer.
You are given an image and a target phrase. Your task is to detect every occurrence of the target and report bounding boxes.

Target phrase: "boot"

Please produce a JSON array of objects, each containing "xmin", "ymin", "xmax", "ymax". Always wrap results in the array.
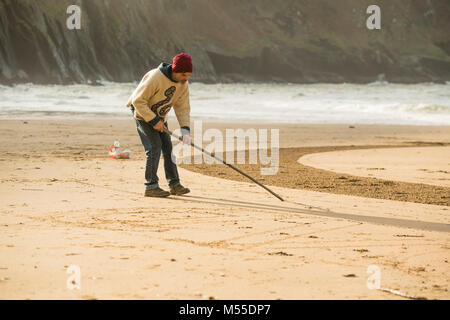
[
  {"xmin": 144, "ymin": 187, "xmax": 170, "ymax": 198},
  {"xmin": 170, "ymin": 184, "xmax": 190, "ymax": 195}
]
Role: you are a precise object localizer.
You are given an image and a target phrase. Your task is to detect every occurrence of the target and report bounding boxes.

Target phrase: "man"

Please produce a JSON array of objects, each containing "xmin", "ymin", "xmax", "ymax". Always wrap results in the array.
[{"xmin": 126, "ymin": 53, "xmax": 193, "ymax": 197}]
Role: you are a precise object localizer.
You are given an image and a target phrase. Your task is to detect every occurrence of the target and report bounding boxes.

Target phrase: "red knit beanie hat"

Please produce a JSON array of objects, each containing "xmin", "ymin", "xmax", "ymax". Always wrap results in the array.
[{"xmin": 172, "ymin": 53, "xmax": 193, "ymax": 73}]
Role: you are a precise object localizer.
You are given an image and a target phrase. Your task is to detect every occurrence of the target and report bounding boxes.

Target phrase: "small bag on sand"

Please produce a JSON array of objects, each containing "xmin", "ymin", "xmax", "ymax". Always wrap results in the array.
[{"xmin": 109, "ymin": 140, "xmax": 131, "ymax": 159}]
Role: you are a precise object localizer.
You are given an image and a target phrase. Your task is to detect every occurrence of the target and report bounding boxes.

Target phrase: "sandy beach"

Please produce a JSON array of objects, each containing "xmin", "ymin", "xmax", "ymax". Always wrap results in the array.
[{"xmin": 0, "ymin": 119, "xmax": 449, "ymax": 300}]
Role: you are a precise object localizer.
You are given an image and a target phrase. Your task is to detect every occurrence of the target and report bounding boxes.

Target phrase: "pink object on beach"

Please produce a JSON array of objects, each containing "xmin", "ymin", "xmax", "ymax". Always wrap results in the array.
[{"xmin": 115, "ymin": 150, "xmax": 131, "ymax": 159}]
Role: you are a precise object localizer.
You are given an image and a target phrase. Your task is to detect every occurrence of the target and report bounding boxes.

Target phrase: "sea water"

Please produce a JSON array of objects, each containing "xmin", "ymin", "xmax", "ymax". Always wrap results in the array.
[{"xmin": 0, "ymin": 81, "xmax": 449, "ymax": 125}]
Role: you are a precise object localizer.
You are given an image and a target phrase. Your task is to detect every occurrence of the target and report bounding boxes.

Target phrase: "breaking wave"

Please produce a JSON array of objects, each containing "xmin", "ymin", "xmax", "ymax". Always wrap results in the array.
[{"xmin": 0, "ymin": 82, "xmax": 449, "ymax": 125}]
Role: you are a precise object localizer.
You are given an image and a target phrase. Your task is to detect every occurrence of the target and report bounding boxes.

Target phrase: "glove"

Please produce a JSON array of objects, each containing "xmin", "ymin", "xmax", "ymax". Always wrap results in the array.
[
  {"xmin": 181, "ymin": 127, "xmax": 191, "ymax": 145},
  {"xmin": 182, "ymin": 134, "xmax": 191, "ymax": 145}
]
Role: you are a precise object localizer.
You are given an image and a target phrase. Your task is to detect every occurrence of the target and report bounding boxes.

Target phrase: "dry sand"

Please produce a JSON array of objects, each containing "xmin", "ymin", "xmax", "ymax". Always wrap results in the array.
[{"xmin": 0, "ymin": 119, "xmax": 449, "ymax": 300}]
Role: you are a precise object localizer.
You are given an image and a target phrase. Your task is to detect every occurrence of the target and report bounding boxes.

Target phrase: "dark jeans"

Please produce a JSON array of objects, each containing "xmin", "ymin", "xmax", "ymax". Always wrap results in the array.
[{"xmin": 130, "ymin": 106, "xmax": 180, "ymax": 190}]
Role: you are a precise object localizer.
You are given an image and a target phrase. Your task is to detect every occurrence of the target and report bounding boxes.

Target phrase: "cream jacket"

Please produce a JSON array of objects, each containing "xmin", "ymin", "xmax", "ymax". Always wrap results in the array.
[{"xmin": 126, "ymin": 66, "xmax": 190, "ymax": 128}]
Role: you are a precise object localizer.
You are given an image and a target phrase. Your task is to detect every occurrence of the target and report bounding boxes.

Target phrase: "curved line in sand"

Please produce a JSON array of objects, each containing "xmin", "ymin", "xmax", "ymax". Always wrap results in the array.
[{"xmin": 297, "ymin": 146, "xmax": 450, "ymax": 187}]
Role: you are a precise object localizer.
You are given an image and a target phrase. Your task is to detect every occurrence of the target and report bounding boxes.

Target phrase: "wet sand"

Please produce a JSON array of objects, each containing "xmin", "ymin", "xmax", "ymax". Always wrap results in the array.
[{"xmin": 181, "ymin": 145, "xmax": 450, "ymax": 206}]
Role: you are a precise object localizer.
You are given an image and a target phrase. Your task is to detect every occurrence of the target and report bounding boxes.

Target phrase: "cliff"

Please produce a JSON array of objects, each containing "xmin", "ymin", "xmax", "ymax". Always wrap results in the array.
[{"xmin": 1, "ymin": 0, "xmax": 449, "ymax": 85}]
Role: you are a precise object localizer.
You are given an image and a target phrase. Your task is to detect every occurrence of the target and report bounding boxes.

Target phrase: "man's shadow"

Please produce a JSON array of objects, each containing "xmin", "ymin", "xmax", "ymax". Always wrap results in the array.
[{"xmin": 74, "ymin": 180, "xmax": 450, "ymax": 233}]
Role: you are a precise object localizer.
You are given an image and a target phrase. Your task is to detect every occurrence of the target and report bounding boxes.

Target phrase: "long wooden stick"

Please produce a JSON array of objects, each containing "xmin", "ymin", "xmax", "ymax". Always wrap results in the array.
[{"xmin": 165, "ymin": 128, "xmax": 284, "ymax": 202}]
